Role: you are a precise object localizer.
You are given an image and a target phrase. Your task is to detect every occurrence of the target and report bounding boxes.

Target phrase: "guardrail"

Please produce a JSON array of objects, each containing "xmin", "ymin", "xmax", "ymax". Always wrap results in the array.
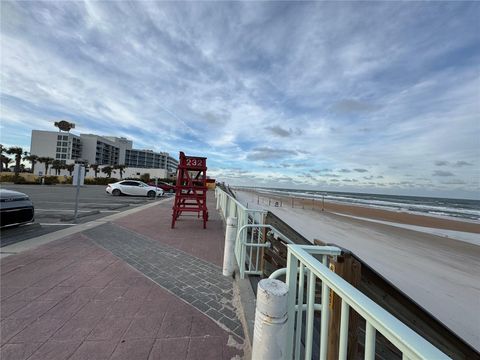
[
  {"xmin": 235, "ymin": 223, "xmax": 297, "ymax": 279},
  {"xmin": 216, "ymin": 188, "xmax": 450, "ymax": 359},
  {"xmin": 215, "ymin": 187, "xmax": 267, "ymax": 277},
  {"xmin": 284, "ymin": 244, "xmax": 450, "ymax": 360}
]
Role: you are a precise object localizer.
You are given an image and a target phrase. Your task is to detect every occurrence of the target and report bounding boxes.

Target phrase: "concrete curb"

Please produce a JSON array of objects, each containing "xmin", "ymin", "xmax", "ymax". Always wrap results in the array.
[
  {"xmin": 0, "ymin": 196, "xmax": 172, "ymax": 257},
  {"xmin": 233, "ymin": 265, "xmax": 256, "ymax": 354}
]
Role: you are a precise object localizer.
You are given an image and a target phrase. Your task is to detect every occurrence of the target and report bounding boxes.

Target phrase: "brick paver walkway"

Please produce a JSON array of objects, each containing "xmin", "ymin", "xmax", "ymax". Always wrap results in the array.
[
  {"xmin": 0, "ymin": 193, "xmax": 244, "ymax": 359},
  {"xmin": 83, "ymin": 222, "xmax": 244, "ymax": 339}
]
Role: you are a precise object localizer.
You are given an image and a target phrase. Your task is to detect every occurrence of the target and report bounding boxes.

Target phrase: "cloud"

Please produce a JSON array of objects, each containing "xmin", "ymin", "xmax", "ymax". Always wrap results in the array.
[
  {"xmin": 264, "ymin": 126, "xmax": 302, "ymax": 138},
  {"xmin": 434, "ymin": 160, "xmax": 449, "ymax": 166},
  {"xmin": 246, "ymin": 147, "xmax": 297, "ymax": 161},
  {"xmin": 331, "ymin": 99, "xmax": 380, "ymax": 113},
  {"xmin": 1, "ymin": 1, "xmax": 478, "ymax": 198},
  {"xmin": 339, "ymin": 169, "xmax": 351, "ymax": 173},
  {"xmin": 265, "ymin": 126, "xmax": 291, "ymax": 137},
  {"xmin": 354, "ymin": 168, "xmax": 368, "ymax": 173},
  {"xmin": 453, "ymin": 160, "xmax": 473, "ymax": 167},
  {"xmin": 441, "ymin": 179, "xmax": 466, "ymax": 185},
  {"xmin": 310, "ymin": 168, "xmax": 332, "ymax": 173},
  {"xmin": 433, "ymin": 170, "xmax": 454, "ymax": 177}
]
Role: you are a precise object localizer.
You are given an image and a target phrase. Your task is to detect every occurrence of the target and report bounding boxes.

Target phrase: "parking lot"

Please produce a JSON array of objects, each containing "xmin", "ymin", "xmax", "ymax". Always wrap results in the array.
[{"xmin": 1, "ymin": 184, "xmax": 172, "ymax": 247}]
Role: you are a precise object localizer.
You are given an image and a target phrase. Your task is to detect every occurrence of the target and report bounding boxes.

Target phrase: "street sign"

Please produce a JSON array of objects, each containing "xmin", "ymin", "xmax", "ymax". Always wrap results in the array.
[
  {"xmin": 72, "ymin": 164, "xmax": 85, "ymax": 186},
  {"xmin": 73, "ymin": 164, "xmax": 85, "ymax": 222}
]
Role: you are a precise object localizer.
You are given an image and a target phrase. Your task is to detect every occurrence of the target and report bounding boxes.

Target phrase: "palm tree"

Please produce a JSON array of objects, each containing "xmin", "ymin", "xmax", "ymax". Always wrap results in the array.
[
  {"xmin": 114, "ymin": 165, "xmax": 126, "ymax": 179},
  {"xmin": 82, "ymin": 160, "xmax": 89, "ymax": 176},
  {"xmin": 52, "ymin": 160, "xmax": 63, "ymax": 176},
  {"xmin": 101, "ymin": 166, "xmax": 113, "ymax": 178},
  {"xmin": 23, "ymin": 153, "xmax": 39, "ymax": 174},
  {"xmin": 37, "ymin": 157, "xmax": 54, "ymax": 175},
  {"xmin": 7, "ymin": 147, "xmax": 23, "ymax": 176},
  {"xmin": 90, "ymin": 163, "xmax": 100, "ymax": 178},
  {"xmin": 1, "ymin": 155, "xmax": 12, "ymax": 171},
  {"xmin": 65, "ymin": 164, "xmax": 75, "ymax": 176}
]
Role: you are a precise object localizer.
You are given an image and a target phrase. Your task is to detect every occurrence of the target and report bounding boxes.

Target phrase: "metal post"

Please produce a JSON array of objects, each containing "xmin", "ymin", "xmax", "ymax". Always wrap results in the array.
[
  {"xmin": 223, "ymin": 217, "xmax": 237, "ymax": 276},
  {"xmin": 365, "ymin": 322, "xmax": 376, "ymax": 360},
  {"xmin": 73, "ymin": 164, "xmax": 81, "ymax": 223},
  {"xmin": 252, "ymin": 279, "xmax": 289, "ymax": 360}
]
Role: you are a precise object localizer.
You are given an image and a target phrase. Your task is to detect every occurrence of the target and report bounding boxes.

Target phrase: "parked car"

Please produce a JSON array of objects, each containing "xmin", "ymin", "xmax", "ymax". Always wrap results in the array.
[
  {"xmin": 148, "ymin": 181, "xmax": 175, "ymax": 193},
  {"xmin": 106, "ymin": 180, "xmax": 164, "ymax": 198},
  {"xmin": 0, "ymin": 189, "xmax": 35, "ymax": 228}
]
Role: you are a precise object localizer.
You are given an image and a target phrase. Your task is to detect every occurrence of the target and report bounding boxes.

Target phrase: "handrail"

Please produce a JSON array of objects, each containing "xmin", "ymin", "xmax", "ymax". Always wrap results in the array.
[
  {"xmin": 215, "ymin": 187, "xmax": 267, "ymax": 278},
  {"xmin": 285, "ymin": 245, "xmax": 450, "ymax": 360},
  {"xmin": 217, "ymin": 188, "xmax": 450, "ymax": 359}
]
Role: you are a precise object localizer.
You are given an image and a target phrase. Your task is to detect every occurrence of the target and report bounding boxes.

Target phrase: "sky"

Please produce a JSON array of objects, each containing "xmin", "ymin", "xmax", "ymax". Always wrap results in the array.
[{"xmin": 1, "ymin": 1, "xmax": 479, "ymax": 199}]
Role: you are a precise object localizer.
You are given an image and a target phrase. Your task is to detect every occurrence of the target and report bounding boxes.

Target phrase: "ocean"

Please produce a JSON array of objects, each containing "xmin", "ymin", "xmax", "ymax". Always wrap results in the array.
[{"xmin": 245, "ymin": 187, "xmax": 480, "ymax": 221}]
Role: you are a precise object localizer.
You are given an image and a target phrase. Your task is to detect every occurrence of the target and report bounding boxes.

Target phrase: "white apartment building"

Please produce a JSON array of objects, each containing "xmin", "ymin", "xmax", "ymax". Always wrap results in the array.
[
  {"xmin": 30, "ymin": 130, "xmax": 82, "ymax": 163},
  {"xmin": 30, "ymin": 130, "xmax": 178, "ymax": 176}
]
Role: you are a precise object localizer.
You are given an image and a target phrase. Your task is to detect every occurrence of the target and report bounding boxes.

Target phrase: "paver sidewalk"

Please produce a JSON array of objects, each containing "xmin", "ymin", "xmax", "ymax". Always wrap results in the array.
[{"xmin": 0, "ymin": 192, "xmax": 245, "ymax": 360}]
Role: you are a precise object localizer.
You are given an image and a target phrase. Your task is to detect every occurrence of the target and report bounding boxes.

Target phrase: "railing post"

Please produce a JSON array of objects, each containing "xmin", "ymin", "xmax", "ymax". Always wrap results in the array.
[
  {"xmin": 326, "ymin": 253, "xmax": 361, "ymax": 360},
  {"xmin": 252, "ymin": 279, "xmax": 289, "ymax": 360},
  {"xmin": 285, "ymin": 249, "xmax": 298, "ymax": 359},
  {"xmin": 223, "ymin": 217, "xmax": 237, "ymax": 276}
]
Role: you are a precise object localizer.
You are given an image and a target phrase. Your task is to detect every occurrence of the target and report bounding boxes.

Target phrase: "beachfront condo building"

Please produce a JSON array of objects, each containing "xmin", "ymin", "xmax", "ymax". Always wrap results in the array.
[{"xmin": 30, "ymin": 130, "xmax": 178, "ymax": 175}]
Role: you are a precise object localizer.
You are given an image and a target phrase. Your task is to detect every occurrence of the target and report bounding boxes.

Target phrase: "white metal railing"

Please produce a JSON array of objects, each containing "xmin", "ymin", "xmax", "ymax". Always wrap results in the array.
[
  {"xmin": 284, "ymin": 245, "xmax": 450, "ymax": 360},
  {"xmin": 215, "ymin": 187, "xmax": 266, "ymax": 277},
  {"xmin": 235, "ymin": 223, "xmax": 297, "ymax": 279}
]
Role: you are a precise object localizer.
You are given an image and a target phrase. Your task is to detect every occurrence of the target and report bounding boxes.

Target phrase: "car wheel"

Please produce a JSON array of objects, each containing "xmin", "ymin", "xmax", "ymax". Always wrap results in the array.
[
  {"xmin": 112, "ymin": 189, "xmax": 121, "ymax": 196},
  {"xmin": 147, "ymin": 190, "xmax": 156, "ymax": 198}
]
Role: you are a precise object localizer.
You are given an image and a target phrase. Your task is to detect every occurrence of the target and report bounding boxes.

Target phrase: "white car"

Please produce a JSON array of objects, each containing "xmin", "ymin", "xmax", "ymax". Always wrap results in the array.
[{"xmin": 106, "ymin": 180, "xmax": 164, "ymax": 198}]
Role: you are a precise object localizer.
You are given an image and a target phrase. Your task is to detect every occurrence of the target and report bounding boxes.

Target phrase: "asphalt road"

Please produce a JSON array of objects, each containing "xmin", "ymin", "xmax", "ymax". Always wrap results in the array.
[{"xmin": 0, "ymin": 184, "xmax": 172, "ymax": 248}]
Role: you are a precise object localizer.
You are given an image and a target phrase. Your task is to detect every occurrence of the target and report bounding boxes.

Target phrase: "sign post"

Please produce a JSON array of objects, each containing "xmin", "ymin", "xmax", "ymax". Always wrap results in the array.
[{"xmin": 72, "ymin": 164, "xmax": 85, "ymax": 222}]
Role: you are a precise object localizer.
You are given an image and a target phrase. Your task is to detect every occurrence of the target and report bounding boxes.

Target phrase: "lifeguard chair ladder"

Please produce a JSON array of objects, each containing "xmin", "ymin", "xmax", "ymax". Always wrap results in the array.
[{"xmin": 171, "ymin": 152, "xmax": 208, "ymax": 229}]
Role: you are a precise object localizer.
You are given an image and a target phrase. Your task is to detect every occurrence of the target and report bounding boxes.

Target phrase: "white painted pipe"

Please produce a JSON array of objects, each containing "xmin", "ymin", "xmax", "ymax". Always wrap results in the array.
[
  {"xmin": 223, "ymin": 217, "xmax": 237, "ymax": 276},
  {"xmin": 252, "ymin": 278, "xmax": 289, "ymax": 360}
]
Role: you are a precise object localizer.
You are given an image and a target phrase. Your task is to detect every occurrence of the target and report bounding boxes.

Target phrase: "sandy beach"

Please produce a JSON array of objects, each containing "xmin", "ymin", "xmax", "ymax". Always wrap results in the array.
[
  {"xmin": 243, "ymin": 189, "xmax": 480, "ymax": 233},
  {"xmin": 234, "ymin": 189, "xmax": 480, "ymax": 352}
]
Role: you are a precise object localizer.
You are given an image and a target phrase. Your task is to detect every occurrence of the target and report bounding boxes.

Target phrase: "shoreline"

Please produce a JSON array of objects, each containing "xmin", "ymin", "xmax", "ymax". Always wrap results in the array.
[{"xmin": 238, "ymin": 188, "xmax": 480, "ymax": 234}]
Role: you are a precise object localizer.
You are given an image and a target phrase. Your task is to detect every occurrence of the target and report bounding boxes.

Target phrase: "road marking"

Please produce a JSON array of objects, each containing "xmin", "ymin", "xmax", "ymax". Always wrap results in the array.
[
  {"xmin": 35, "ymin": 209, "xmax": 120, "ymax": 213},
  {"xmin": 1, "ymin": 196, "xmax": 171, "ymax": 257},
  {"xmin": 34, "ymin": 201, "xmax": 133, "ymax": 206},
  {"xmin": 39, "ymin": 223, "xmax": 77, "ymax": 226}
]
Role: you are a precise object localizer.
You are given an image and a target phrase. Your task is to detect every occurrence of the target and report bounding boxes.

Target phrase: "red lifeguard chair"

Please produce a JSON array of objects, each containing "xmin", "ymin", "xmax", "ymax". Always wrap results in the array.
[{"xmin": 171, "ymin": 152, "xmax": 208, "ymax": 229}]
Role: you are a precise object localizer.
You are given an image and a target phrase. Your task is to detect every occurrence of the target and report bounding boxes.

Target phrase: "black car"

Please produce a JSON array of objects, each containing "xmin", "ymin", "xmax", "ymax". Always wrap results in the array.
[{"xmin": 0, "ymin": 189, "xmax": 35, "ymax": 228}]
